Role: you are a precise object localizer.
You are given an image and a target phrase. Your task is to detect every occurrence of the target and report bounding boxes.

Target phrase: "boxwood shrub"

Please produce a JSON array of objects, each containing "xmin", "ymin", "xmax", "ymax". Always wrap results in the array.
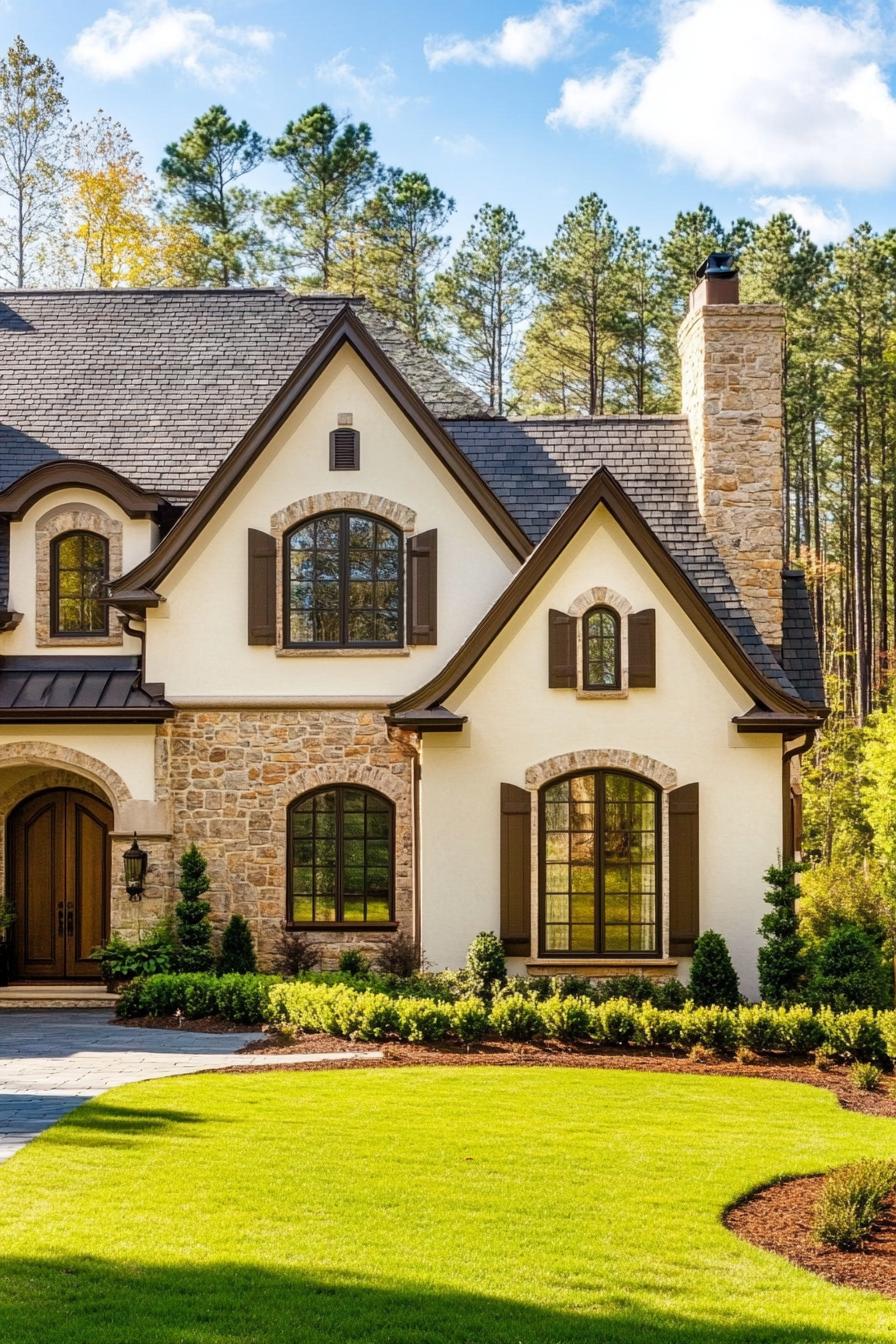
[{"xmin": 116, "ymin": 972, "xmax": 277, "ymax": 1024}]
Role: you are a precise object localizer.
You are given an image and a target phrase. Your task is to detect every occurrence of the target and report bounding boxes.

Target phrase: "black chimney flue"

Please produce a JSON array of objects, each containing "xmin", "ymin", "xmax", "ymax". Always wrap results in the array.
[{"xmin": 690, "ymin": 251, "xmax": 739, "ymax": 309}]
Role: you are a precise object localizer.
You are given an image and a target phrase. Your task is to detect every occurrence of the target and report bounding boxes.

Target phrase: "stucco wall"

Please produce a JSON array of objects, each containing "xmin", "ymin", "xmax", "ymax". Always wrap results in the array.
[
  {"xmin": 144, "ymin": 347, "xmax": 518, "ymax": 698},
  {"xmin": 418, "ymin": 506, "xmax": 782, "ymax": 999}
]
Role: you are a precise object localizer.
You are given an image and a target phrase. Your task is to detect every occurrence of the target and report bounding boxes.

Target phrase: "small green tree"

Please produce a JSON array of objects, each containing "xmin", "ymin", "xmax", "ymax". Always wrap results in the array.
[
  {"xmin": 174, "ymin": 843, "xmax": 214, "ymax": 972},
  {"xmin": 757, "ymin": 862, "xmax": 806, "ymax": 1004},
  {"xmin": 688, "ymin": 930, "xmax": 739, "ymax": 1007},
  {"xmin": 807, "ymin": 925, "xmax": 892, "ymax": 1011},
  {"xmin": 218, "ymin": 914, "xmax": 256, "ymax": 975},
  {"xmin": 466, "ymin": 930, "xmax": 506, "ymax": 999}
]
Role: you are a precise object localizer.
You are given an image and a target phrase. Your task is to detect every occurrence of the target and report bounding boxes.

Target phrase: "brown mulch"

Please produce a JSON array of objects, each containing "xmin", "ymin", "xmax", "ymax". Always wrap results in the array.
[
  {"xmin": 726, "ymin": 1176, "xmax": 896, "ymax": 1299},
  {"xmin": 115, "ymin": 1014, "xmax": 266, "ymax": 1034}
]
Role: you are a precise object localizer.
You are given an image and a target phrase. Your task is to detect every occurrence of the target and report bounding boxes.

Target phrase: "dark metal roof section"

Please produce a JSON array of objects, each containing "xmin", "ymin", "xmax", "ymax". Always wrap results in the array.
[
  {"xmin": 0, "ymin": 656, "xmax": 174, "ymax": 721},
  {"xmin": 781, "ymin": 568, "xmax": 825, "ymax": 709},
  {"xmin": 0, "ymin": 289, "xmax": 487, "ymax": 501}
]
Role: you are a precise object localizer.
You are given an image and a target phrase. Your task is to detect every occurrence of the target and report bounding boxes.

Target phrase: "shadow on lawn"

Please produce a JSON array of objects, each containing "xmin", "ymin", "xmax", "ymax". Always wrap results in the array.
[
  {"xmin": 41, "ymin": 1103, "xmax": 208, "ymax": 1147},
  {"xmin": 0, "ymin": 1256, "xmax": 882, "ymax": 1344}
]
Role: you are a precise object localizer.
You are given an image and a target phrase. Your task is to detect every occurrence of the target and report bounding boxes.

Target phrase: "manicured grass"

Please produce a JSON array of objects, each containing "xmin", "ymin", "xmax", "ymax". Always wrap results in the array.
[{"xmin": 1, "ymin": 1068, "xmax": 896, "ymax": 1342}]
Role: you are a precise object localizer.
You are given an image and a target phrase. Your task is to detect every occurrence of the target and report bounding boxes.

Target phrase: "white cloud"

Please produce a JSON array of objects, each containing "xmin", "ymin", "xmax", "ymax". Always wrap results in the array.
[
  {"xmin": 433, "ymin": 132, "xmax": 485, "ymax": 157},
  {"xmin": 425, "ymin": 0, "xmax": 605, "ymax": 71},
  {"xmin": 69, "ymin": 1, "xmax": 272, "ymax": 85},
  {"xmin": 548, "ymin": 0, "xmax": 896, "ymax": 191},
  {"xmin": 315, "ymin": 52, "xmax": 418, "ymax": 117},
  {"xmin": 755, "ymin": 194, "xmax": 851, "ymax": 245}
]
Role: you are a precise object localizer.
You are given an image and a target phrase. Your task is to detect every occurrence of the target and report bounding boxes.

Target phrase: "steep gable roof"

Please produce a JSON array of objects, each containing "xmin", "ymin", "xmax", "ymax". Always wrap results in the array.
[
  {"xmin": 0, "ymin": 289, "xmax": 487, "ymax": 502},
  {"xmin": 390, "ymin": 468, "xmax": 823, "ymax": 727}
]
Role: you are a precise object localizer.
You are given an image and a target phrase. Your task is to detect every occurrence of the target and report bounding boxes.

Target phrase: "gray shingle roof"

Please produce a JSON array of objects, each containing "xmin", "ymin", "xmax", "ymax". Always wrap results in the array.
[
  {"xmin": 0, "ymin": 289, "xmax": 486, "ymax": 501},
  {"xmin": 781, "ymin": 570, "xmax": 825, "ymax": 708},
  {"xmin": 444, "ymin": 416, "xmax": 802, "ymax": 698}
]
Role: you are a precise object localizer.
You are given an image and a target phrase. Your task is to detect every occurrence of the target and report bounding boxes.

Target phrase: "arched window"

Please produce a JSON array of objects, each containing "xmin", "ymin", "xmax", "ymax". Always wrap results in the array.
[
  {"xmin": 50, "ymin": 531, "xmax": 109, "ymax": 637},
  {"xmin": 583, "ymin": 605, "xmax": 620, "ymax": 690},
  {"xmin": 541, "ymin": 770, "xmax": 659, "ymax": 956},
  {"xmin": 285, "ymin": 511, "xmax": 402, "ymax": 648},
  {"xmin": 287, "ymin": 785, "xmax": 394, "ymax": 926}
]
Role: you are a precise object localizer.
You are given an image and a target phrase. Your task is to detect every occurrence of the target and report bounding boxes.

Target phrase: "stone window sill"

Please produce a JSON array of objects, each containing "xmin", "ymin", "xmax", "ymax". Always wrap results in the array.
[
  {"xmin": 276, "ymin": 648, "xmax": 411, "ymax": 658},
  {"xmin": 576, "ymin": 688, "xmax": 628, "ymax": 700},
  {"xmin": 526, "ymin": 957, "xmax": 679, "ymax": 973},
  {"xmin": 38, "ymin": 634, "xmax": 124, "ymax": 648},
  {"xmin": 286, "ymin": 922, "xmax": 399, "ymax": 932}
]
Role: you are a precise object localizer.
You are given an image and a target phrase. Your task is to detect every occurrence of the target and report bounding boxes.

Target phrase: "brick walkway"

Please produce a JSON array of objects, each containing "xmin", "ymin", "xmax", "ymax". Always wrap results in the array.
[{"xmin": 0, "ymin": 1011, "xmax": 378, "ymax": 1162}]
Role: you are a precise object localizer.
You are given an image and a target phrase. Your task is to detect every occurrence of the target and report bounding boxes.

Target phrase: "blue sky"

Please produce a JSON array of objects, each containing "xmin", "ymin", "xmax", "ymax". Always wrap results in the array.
[{"xmin": 4, "ymin": 0, "xmax": 896, "ymax": 250}]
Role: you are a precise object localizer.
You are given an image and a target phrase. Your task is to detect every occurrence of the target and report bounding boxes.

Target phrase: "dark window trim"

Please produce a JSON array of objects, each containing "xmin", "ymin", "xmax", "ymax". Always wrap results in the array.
[
  {"xmin": 538, "ymin": 767, "xmax": 661, "ymax": 959},
  {"xmin": 582, "ymin": 604, "xmax": 621, "ymax": 690},
  {"xmin": 49, "ymin": 530, "xmax": 110, "ymax": 639},
  {"xmin": 283, "ymin": 509, "xmax": 404, "ymax": 650},
  {"xmin": 286, "ymin": 783, "xmax": 396, "ymax": 927}
]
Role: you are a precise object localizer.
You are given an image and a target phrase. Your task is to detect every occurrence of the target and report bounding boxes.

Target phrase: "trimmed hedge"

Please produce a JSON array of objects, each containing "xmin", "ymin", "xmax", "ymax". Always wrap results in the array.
[{"xmin": 116, "ymin": 972, "xmax": 277, "ymax": 1024}]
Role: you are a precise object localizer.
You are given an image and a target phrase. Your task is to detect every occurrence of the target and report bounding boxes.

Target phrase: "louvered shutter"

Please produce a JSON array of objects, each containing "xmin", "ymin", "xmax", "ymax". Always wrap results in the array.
[
  {"xmin": 329, "ymin": 428, "xmax": 360, "ymax": 470},
  {"xmin": 500, "ymin": 783, "xmax": 532, "ymax": 956},
  {"xmin": 406, "ymin": 529, "xmax": 437, "ymax": 645},
  {"xmin": 628, "ymin": 609, "xmax": 656, "ymax": 687},
  {"xmin": 247, "ymin": 528, "xmax": 276, "ymax": 645},
  {"xmin": 668, "ymin": 783, "xmax": 699, "ymax": 956},
  {"xmin": 548, "ymin": 609, "xmax": 576, "ymax": 687}
]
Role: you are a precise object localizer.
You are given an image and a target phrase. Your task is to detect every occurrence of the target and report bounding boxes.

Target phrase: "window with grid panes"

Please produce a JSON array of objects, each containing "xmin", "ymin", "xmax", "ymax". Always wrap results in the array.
[
  {"xmin": 287, "ymin": 786, "xmax": 394, "ymax": 925},
  {"xmin": 583, "ymin": 605, "xmax": 620, "ymax": 689},
  {"xmin": 50, "ymin": 531, "xmax": 109, "ymax": 637},
  {"xmin": 285, "ymin": 511, "xmax": 402, "ymax": 647}
]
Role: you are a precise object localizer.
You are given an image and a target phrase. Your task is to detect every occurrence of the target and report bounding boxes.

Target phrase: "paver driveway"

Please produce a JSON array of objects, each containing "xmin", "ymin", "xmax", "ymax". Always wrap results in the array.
[{"xmin": 0, "ymin": 1011, "xmax": 374, "ymax": 1161}]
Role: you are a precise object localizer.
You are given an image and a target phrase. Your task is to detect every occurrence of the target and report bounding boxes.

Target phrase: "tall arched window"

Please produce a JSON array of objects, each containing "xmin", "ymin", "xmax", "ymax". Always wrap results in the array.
[
  {"xmin": 285, "ymin": 511, "xmax": 402, "ymax": 648},
  {"xmin": 541, "ymin": 770, "xmax": 659, "ymax": 956},
  {"xmin": 287, "ymin": 785, "xmax": 394, "ymax": 926},
  {"xmin": 583, "ymin": 605, "xmax": 620, "ymax": 690},
  {"xmin": 50, "ymin": 531, "xmax": 109, "ymax": 637}
]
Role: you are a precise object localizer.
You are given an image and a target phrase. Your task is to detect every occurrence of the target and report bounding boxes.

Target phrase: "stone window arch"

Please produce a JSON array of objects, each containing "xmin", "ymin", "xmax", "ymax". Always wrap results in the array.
[
  {"xmin": 35, "ymin": 504, "xmax": 123, "ymax": 646},
  {"xmin": 567, "ymin": 587, "xmax": 633, "ymax": 697}
]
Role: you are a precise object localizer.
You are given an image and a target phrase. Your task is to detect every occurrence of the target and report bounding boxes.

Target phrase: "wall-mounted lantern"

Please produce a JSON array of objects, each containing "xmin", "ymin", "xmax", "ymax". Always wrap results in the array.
[{"xmin": 123, "ymin": 834, "xmax": 148, "ymax": 901}]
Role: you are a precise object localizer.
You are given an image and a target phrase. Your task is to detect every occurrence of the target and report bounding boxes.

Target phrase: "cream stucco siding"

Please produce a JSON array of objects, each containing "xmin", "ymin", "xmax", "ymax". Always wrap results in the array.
[
  {"xmin": 0, "ymin": 724, "xmax": 159, "ymax": 813},
  {"xmin": 418, "ymin": 506, "xmax": 782, "ymax": 999},
  {"xmin": 144, "ymin": 348, "xmax": 518, "ymax": 698}
]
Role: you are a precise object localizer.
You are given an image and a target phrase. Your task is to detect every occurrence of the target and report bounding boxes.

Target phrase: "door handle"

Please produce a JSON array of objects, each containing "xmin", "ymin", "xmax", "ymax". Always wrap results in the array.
[
  {"xmin": 57, "ymin": 901, "xmax": 65, "ymax": 936},
  {"xmin": 66, "ymin": 904, "xmax": 74, "ymax": 936}
]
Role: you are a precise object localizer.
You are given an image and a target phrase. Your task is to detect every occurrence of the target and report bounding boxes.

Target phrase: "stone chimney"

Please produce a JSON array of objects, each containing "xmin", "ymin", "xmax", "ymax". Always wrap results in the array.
[{"xmin": 677, "ymin": 253, "xmax": 785, "ymax": 651}]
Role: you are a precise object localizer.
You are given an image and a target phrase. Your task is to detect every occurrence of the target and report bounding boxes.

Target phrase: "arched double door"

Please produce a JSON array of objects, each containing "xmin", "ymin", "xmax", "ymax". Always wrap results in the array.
[{"xmin": 8, "ymin": 789, "xmax": 111, "ymax": 980}]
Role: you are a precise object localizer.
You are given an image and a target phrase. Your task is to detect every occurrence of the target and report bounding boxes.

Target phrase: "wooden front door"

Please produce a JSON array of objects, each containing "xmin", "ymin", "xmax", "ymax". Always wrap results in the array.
[{"xmin": 9, "ymin": 789, "xmax": 111, "ymax": 980}]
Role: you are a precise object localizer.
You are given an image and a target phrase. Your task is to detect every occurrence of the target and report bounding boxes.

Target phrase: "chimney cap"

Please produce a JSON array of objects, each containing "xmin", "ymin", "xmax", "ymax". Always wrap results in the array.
[{"xmin": 695, "ymin": 251, "xmax": 738, "ymax": 281}]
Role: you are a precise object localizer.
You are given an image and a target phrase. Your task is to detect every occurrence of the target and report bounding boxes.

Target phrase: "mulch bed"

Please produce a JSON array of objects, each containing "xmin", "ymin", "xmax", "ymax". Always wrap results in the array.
[
  {"xmin": 115, "ymin": 1014, "xmax": 266, "ymax": 1034},
  {"xmin": 726, "ymin": 1176, "xmax": 896, "ymax": 1299}
]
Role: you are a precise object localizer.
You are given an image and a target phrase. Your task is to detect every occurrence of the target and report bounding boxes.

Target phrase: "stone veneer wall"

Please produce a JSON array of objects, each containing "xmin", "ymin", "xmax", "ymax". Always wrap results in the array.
[
  {"xmin": 677, "ymin": 302, "xmax": 785, "ymax": 650},
  {"xmin": 166, "ymin": 709, "xmax": 418, "ymax": 969}
]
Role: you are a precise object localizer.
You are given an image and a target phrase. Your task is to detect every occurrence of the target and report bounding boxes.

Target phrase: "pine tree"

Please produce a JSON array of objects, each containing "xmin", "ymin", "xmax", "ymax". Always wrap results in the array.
[
  {"xmin": 160, "ymin": 105, "xmax": 267, "ymax": 286},
  {"xmin": 757, "ymin": 863, "xmax": 806, "ymax": 1004},
  {"xmin": 174, "ymin": 844, "xmax": 214, "ymax": 972},
  {"xmin": 434, "ymin": 203, "xmax": 535, "ymax": 414},
  {"xmin": 266, "ymin": 103, "xmax": 379, "ymax": 289},
  {"xmin": 218, "ymin": 914, "xmax": 257, "ymax": 975}
]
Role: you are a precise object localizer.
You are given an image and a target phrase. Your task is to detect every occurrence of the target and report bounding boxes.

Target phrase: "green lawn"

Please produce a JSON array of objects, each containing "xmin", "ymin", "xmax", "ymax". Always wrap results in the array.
[{"xmin": 1, "ymin": 1068, "xmax": 896, "ymax": 1343}]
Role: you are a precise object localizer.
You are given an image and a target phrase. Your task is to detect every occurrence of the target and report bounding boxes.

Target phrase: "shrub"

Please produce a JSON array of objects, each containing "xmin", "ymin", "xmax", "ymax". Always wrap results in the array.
[
  {"xmin": 678, "ymin": 1004, "xmax": 738, "ymax": 1055},
  {"xmin": 878, "ymin": 1010, "xmax": 896, "ymax": 1065},
  {"xmin": 652, "ymin": 979, "xmax": 688, "ymax": 1010},
  {"xmin": 851, "ymin": 1061, "xmax": 882, "ymax": 1093},
  {"xmin": 819, "ymin": 1007, "xmax": 886, "ymax": 1063},
  {"xmin": 218, "ymin": 915, "xmax": 257, "ymax": 975},
  {"xmin": 467, "ymin": 931, "xmax": 506, "ymax": 998},
  {"xmin": 588, "ymin": 998, "xmax": 638, "ymax": 1047},
  {"xmin": 736, "ymin": 1005, "xmax": 786, "ymax": 1054},
  {"xmin": 757, "ymin": 862, "xmax": 806, "ymax": 1005},
  {"xmin": 116, "ymin": 972, "xmax": 275, "ymax": 1023},
  {"xmin": 450, "ymin": 996, "xmax": 490, "ymax": 1043},
  {"xmin": 395, "ymin": 998, "xmax": 452, "ymax": 1043},
  {"xmin": 604, "ymin": 974, "xmax": 654, "ymax": 1004},
  {"xmin": 547, "ymin": 975, "xmax": 597, "ymax": 1001},
  {"xmin": 338, "ymin": 949, "xmax": 370, "ymax": 977},
  {"xmin": 798, "ymin": 856, "xmax": 891, "ymax": 949},
  {"xmin": 270, "ymin": 926, "xmax": 319, "ymax": 976},
  {"xmin": 489, "ymin": 992, "xmax": 544, "ymax": 1041},
  {"xmin": 173, "ymin": 844, "xmax": 214, "ymax": 972},
  {"xmin": 376, "ymin": 934, "xmax": 419, "ymax": 978},
  {"xmin": 93, "ymin": 922, "xmax": 176, "ymax": 983},
  {"xmin": 778, "ymin": 1005, "xmax": 826, "ymax": 1056},
  {"xmin": 540, "ymin": 995, "xmax": 592, "ymax": 1042},
  {"xmin": 807, "ymin": 924, "xmax": 892, "ymax": 1011},
  {"xmin": 813, "ymin": 1160, "xmax": 896, "ymax": 1249},
  {"xmin": 635, "ymin": 1002, "xmax": 682, "ymax": 1048},
  {"xmin": 689, "ymin": 930, "xmax": 739, "ymax": 1008}
]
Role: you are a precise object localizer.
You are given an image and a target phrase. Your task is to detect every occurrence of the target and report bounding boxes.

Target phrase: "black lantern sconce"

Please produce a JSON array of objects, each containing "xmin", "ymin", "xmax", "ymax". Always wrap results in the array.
[{"xmin": 123, "ymin": 834, "xmax": 148, "ymax": 901}]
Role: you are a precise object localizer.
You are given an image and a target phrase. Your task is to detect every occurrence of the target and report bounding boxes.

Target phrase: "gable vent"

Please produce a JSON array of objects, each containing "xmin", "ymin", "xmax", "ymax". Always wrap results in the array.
[{"xmin": 329, "ymin": 427, "xmax": 360, "ymax": 471}]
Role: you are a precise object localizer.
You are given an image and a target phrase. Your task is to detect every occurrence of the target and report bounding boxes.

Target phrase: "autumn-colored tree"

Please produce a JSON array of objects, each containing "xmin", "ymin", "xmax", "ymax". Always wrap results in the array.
[{"xmin": 66, "ymin": 114, "xmax": 157, "ymax": 287}]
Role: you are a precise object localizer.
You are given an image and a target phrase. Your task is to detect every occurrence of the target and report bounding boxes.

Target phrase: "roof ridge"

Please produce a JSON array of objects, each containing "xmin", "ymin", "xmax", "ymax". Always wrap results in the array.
[{"xmin": 0, "ymin": 287, "xmax": 286, "ymax": 297}]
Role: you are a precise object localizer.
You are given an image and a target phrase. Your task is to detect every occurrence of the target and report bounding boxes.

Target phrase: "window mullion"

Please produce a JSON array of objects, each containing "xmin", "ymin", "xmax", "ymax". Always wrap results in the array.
[
  {"xmin": 596, "ymin": 771, "xmax": 604, "ymax": 955},
  {"xmin": 340, "ymin": 515, "xmax": 348, "ymax": 646},
  {"xmin": 335, "ymin": 789, "xmax": 345, "ymax": 922}
]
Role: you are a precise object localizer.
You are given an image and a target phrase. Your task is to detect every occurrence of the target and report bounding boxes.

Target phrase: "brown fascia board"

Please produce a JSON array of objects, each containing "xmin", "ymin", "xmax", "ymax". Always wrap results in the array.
[
  {"xmin": 110, "ymin": 306, "xmax": 531, "ymax": 602},
  {"xmin": 733, "ymin": 707, "xmax": 829, "ymax": 733},
  {"xmin": 0, "ymin": 707, "xmax": 175, "ymax": 723},
  {"xmin": 391, "ymin": 467, "xmax": 822, "ymax": 725},
  {"xmin": 0, "ymin": 460, "xmax": 166, "ymax": 520}
]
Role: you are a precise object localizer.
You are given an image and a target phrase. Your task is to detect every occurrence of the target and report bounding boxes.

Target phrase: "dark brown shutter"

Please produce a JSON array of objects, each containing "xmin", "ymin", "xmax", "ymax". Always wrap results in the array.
[
  {"xmin": 329, "ymin": 428, "xmax": 360, "ymax": 470},
  {"xmin": 548, "ymin": 609, "xmax": 576, "ymax": 687},
  {"xmin": 669, "ymin": 783, "xmax": 699, "ymax": 956},
  {"xmin": 407, "ymin": 529, "xmax": 437, "ymax": 645},
  {"xmin": 628, "ymin": 608, "xmax": 656, "ymax": 687},
  {"xmin": 500, "ymin": 783, "xmax": 531, "ymax": 956},
  {"xmin": 247, "ymin": 528, "xmax": 276, "ymax": 645}
]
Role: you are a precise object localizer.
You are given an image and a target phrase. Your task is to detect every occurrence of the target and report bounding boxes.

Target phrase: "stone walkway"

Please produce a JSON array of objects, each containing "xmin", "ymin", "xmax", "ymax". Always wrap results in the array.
[{"xmin": 0, "ymin": 1011, "xmax": 378, "ymax": 1162}]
